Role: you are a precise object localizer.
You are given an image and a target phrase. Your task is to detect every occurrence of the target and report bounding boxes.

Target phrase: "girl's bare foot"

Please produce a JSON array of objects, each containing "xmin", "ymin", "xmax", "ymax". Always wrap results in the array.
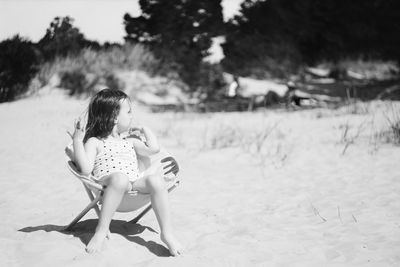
[
  {"xmin": 160, "ymin": 232, "xmax": 183, "ymax": 256},
  {"xmin": 86, "ymin": 231, "xmax": 107, "ymax": 253}
]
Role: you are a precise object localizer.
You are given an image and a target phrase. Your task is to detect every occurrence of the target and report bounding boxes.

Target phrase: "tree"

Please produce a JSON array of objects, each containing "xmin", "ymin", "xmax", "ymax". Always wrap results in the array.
[
  {"xmin": 222, "ymin": 0, "xmax": 400, "ymax": 78},
  {"xmin": 0, "ymin": 35, "xmax": 39, "ymax": 102},
  {"xmin": 222, "ymin": 0, "xmax": 305, "ymax": 78},
  {"xmin": 124, "ymin": 0, "xmax": 224, "ymax": 90},
  {"xmin": 38, "ymin": 16, "xmax": 99, "ymax": 60}
]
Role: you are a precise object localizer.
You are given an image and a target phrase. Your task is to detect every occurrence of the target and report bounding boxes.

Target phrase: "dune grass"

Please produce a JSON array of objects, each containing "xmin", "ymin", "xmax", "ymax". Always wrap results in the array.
[{"xmin": 29, "ymin": 44, "xmax": 159, "ymax": 95}]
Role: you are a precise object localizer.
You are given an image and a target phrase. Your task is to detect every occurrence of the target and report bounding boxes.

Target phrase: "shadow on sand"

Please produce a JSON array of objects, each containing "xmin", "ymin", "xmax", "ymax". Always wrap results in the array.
[{"xmin": 18, "ymin": 219, "xmax": 171, "ymax": 257}]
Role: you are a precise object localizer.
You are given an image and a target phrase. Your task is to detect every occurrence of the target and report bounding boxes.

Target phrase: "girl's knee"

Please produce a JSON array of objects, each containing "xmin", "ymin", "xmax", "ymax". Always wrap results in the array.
[
  {"xmin": 145, "ymin": 174, "xmax": 165, "ymax": 190},
  {"xmin": 108, "ymin": 173, "xmax": 129, "ymax": 191}
]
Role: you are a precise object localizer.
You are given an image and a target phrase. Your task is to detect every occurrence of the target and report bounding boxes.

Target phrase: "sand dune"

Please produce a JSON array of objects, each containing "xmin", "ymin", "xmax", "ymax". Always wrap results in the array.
[{"xmin": 1, "ymin": 90, "xmax": 399, "ymax": 266}]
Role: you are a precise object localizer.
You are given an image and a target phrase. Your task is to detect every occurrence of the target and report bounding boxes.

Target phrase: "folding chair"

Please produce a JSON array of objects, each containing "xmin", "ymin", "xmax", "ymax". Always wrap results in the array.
[{"xmin": 64, "ymin": 148, "xmax": 180, "ymax": 233}]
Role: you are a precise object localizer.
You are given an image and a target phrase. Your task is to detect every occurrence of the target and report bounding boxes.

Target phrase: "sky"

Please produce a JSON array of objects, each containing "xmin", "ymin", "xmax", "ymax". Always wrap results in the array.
[{"xmin": 0, "ymin": 0, "xmax": 243, "ymax": 43}]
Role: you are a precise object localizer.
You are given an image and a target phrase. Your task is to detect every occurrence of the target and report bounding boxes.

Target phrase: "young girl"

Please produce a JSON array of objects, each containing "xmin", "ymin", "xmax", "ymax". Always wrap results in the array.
[{"xmin": 70, "ymin": 88, "xmax": 182, "ymax": 256}]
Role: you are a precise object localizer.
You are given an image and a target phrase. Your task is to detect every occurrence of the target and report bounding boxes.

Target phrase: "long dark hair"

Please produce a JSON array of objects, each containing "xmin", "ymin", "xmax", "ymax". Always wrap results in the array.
[{"xmin": 84, "ymin": 88, "xmax": 128, "ymax": 143}]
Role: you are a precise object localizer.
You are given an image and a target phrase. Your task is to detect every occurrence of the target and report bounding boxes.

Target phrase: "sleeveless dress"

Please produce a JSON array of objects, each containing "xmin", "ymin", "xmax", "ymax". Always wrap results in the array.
[{"xmin": 92, "ymin": 138, "xmax": 139, "ymax": 182}]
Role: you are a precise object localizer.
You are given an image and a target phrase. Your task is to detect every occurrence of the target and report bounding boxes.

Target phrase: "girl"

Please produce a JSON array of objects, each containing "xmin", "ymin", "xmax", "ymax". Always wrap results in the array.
[{"xmin": 70, "ymin": 88, "xmax": 182, "ymax": 256}]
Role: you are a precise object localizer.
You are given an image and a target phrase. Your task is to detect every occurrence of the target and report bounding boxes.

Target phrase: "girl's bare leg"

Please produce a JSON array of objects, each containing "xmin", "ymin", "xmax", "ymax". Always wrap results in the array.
[
  {"xmin": 133, "ymin": 175, "xmax": 182, "ymax": 256},
  {"xmin": 86, "ymin": 173, "xmax": 129, "ymax": 253}
]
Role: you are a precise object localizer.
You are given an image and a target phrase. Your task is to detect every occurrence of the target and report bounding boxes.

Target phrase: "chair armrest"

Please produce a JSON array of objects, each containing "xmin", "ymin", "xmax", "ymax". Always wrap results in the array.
[{"xmin": 66, "ymin": 160, "xmax": 104, "ymax": 191}]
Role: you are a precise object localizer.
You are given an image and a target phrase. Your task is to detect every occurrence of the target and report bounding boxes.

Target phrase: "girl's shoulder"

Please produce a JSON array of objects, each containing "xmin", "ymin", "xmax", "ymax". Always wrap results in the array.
[
  {"xmin": 85, "ymin": 137, "xmax": 103, "ymax": 150},
  {"xmin": 86, "ymin": 137, "xmax": 107, "ymax": 155},
  {"xmin": 86, "ymin": 136, "xmax": 102, "ymax": 144}
]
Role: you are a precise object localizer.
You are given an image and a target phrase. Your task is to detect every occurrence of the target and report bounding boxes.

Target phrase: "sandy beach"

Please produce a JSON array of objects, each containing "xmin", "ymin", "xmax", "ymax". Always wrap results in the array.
[{"xmin": 1, "ymin": 89, "xmax": 399, "ymax": 266}]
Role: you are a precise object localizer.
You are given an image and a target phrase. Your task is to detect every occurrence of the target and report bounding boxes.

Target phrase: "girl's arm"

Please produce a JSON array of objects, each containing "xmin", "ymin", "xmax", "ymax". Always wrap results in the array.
[
  {"xmin": 131, "ymin": 126, "xmax": 160, "ymax": 156},
  {"xmin": 73, "ymin": 138, "xmax": 97, "ymax": 175},
  {"xmin": 70, "ymin": 120, "xmax": 97, "ymax": 175}
]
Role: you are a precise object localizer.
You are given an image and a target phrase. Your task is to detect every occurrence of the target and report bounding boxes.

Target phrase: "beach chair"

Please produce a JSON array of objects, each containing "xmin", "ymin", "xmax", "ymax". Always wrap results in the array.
[{"xmin": 64, "ymin": 147, "xmax": 180, "ymax": 233}]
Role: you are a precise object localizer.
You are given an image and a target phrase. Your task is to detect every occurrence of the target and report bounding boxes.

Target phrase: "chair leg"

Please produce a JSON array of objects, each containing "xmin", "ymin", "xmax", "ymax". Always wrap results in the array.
[{"xmin": 65, "ymin": 195, "xmax": 101, "ymax": 231}]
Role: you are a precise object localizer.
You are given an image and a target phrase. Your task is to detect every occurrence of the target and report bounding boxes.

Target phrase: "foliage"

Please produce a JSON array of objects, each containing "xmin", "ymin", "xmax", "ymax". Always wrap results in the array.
[
  {"xmin": 36, "ymin": 44, "xmax": 156, "ymax": 96},
  {"xmin": 59, "ymin": 68, "xmax": 126, "ymax": 97},
  {"xmin": 383, "ymin": 104, "xmax": 400, "ymax": 145},
  {"xmin": 222, "ymin": 0, "xmax": 400, "ymax": 78},
  {"xmin": 37, "ymin": 16, "xmax": 100, "ymax": 61},
  {"xmin": 104, "ymin": 72, "xmax": 124, "ymax": 93},
  {"xmin": 4, "ymin": 2, "xmax": 400, "ymax": 103},
  {"xmin": 197, "ymin": 63, "xmax": 227, "ymax": 99},
  {"xmin": 124, "ymin": 0, "xmax": 224, "ymax": 90},
  {"xmin": 0, "ymin": 35, "xmax": 40, "ymax": 102},
  {"xmin": 59, "ymin": 69, "xmax": 89, "ymax": 95}
]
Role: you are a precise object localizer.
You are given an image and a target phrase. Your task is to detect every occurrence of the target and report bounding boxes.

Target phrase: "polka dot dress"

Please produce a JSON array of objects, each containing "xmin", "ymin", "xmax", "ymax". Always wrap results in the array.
[{"xmin": 93, "ymin": 138, "xmax": 139, "ymax": 182}]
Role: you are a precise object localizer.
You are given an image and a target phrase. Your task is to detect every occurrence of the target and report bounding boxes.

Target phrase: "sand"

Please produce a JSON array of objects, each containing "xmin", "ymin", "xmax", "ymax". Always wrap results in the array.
[{"xmin": 1, "ymin": 90, "xmax": 399, "ymax": 266}]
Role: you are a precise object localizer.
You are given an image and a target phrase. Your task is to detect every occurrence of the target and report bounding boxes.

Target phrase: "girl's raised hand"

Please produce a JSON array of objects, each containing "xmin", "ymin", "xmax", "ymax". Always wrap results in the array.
[{"xmin": 67, "ymin": 118, "xmax": 85, "ymax": 141}]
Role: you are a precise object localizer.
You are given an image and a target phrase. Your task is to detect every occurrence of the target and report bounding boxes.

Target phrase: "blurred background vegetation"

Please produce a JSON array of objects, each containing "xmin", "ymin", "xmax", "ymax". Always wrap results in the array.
[{"xmin": 0, "ymin": 0, "xmax": 399, "ymax": 103}]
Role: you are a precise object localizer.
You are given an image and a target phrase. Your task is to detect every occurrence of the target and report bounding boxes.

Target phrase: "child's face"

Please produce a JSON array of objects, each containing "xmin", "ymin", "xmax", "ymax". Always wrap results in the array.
[{"xmin": 116, "ymin": 99, "xmax": 133, "ymax": 133}]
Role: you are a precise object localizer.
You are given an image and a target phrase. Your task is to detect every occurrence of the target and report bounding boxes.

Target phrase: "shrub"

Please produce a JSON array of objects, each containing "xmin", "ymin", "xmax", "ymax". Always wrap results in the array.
[
  {"xmin": 389, "ymin": 120, "xmax": 400, "ymax": 144},
  {"xmin": 104, "ymin": 72, "xmax": 124, "ymax": 91},
  {"xmin": 0, "ymin": 35, "xmax": 40, "ymax": 102},
  {"xmin": 384, "ymin": 104, "xmax": 400, "ymax": 145},
  {"xmin": 59, "ymin": 69, "xmax": 90, "ymax": 96},
  {"xmin": 59, "ymin": 70, "xmax": 125, "ymax": 96}
]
